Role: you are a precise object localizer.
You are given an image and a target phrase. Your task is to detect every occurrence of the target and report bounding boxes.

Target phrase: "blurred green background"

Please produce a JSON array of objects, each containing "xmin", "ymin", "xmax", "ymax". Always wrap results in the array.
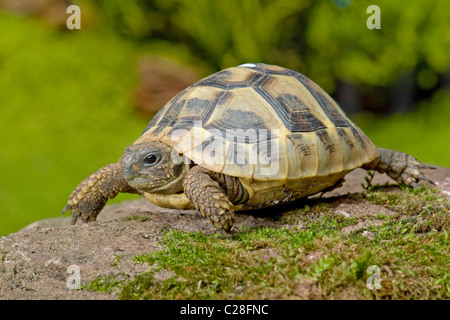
[{"xmin": 0, "ymin": 0, "xmax": 449, "ymax": 235}]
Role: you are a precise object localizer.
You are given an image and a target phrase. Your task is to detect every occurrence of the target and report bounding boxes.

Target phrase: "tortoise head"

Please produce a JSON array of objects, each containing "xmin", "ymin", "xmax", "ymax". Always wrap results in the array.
[{"xmin": 120, "ymin": 142, "xmax": 189, "ymax": 194}]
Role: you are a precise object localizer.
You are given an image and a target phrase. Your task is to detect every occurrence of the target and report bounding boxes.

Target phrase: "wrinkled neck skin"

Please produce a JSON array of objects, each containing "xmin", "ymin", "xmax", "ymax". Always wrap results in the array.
[{"xmin": 119, "ymin": 141, "xmax": 190, "ymax": 194}]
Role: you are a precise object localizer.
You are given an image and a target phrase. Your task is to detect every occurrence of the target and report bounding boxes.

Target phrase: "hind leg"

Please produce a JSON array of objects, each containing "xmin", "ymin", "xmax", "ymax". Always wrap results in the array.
[{"xmin": 362, "ymin": 148, "xmax": 435, "ymax": 188}]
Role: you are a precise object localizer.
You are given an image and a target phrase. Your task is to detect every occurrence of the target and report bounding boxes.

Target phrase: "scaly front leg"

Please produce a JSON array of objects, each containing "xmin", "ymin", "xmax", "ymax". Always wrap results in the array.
[
  {"xmin": 183, "ymin": 166, "xmax": 249, "ymax": 234},
  {"xmin": 62, "ymin": 163, "xmax": 136, "ymax": 224}
]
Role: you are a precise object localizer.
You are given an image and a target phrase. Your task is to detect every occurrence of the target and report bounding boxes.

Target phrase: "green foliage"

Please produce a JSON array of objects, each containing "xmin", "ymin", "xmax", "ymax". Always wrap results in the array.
[
  {"xmin": 352, "ymin": 90, "xmax": 450, "ymax": 167},
  {"xmin": 88, "ymin": 0, "xmax": 450, "ymax": 91},
  {"xmin": 91, "ymin": 0, "xmax": 309, "ymax": 71},
  {"xmin": 0, "ymin": 12, "xmax": 146, "ymax": 235},
  {"xmin": 361, "ymin": 170, "xmax": 376, "ymax": 190},
  {"xmin": 304, "ymin": 0, "xmax": 450, "ymax": 91}
]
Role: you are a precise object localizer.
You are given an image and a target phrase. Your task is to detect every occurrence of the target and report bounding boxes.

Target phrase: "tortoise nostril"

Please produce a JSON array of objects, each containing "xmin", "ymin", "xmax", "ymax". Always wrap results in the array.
[{"xmin": 121, "ymin": 154, "xmax": 139, "ymax": 180}]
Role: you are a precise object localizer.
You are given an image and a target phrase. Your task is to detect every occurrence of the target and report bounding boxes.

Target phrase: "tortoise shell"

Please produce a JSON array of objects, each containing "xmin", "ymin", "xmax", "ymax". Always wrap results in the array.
[{"xmin": 134, "ymin": 63, "xmax": 379, "ymax": 208}]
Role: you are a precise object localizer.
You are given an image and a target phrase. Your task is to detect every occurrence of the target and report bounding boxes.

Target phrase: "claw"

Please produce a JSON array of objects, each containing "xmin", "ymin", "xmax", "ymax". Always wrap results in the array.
[
  {"xmin": 71, "ymin": 213, "xmax": 78, "ymax": 225},
  {"xmin": 61, "ymin": 204, "xmax": 71, "ymax": 215},
  {"xmin": 410, "ymin": 182, "xmax": 419, "ymax": 188},
  {"xmin": 419, "ymin": 163, "xmax": 436, "ymax": 169},
  {"xmin": 418, "ymin": 174, "xmax": 436, "ymax": 185}
]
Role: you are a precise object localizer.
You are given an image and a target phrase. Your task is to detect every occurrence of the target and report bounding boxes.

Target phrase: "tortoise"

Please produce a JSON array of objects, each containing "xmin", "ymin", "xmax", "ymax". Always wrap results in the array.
[{"xmin": 62, "ymin": 63, "xmax": 434, "ymax": 234}]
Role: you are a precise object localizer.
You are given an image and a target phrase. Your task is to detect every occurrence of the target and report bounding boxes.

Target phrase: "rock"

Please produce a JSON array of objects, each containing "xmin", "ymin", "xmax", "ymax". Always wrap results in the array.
[{"xmin": 0, "ymin": 166, "xmax": 448, "ymax": 299}]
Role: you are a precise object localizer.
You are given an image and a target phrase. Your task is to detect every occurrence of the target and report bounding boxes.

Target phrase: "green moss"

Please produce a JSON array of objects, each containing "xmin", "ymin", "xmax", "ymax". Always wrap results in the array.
[
  {"xmin": 364, "ymin": 186, "xmax": 450, "ymax": 234},
  {"xmin": 86, "ymin": 186, "xmax": 449, "ymax": 299},
  {"xmin": 280, "ymin": 201, "xmax": 334, "ymax": 225},
  {"xmin": 85, "ymin": 275, "xmax": 124, "ymax": 294},
  {"xmin": 119, "ymin": 272, "xmax": 155, "ymax": 300},
  {"xmin": 130, "ymin": 230, "xmax": 283, "ymax": 299}
]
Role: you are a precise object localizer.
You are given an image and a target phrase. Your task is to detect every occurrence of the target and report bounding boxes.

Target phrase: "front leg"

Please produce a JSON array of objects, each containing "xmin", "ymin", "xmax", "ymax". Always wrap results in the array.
[
  {"xmin": 183, "ymin": 166, "xmax": 248, "ymax": 234},
  {"xmin": 62, "ymin": 163, "xmax": 136, "ymax": 224}
]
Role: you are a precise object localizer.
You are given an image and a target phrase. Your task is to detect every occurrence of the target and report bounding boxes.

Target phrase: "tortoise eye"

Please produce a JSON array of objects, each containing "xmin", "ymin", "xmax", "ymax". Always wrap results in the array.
[{"xmin": 143, "ymin": 153, "xmax": 160, "ymax": 167}]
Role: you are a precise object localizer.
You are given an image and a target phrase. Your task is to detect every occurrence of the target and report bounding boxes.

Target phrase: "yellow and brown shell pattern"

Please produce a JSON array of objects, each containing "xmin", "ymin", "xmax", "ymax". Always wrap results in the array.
[{"xmin": 135, "ymin": 63, "xmax": 379, "ymax": 184}]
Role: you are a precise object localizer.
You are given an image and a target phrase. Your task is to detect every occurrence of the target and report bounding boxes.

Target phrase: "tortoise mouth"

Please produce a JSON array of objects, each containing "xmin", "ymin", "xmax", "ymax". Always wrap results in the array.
[
  {"xmin": 127, "ymin": 177, "xmax": 161, "ymax": 192},
  {"xmin": 128, "ymin": 176, "xmax": 152, "ymax": 185}
]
